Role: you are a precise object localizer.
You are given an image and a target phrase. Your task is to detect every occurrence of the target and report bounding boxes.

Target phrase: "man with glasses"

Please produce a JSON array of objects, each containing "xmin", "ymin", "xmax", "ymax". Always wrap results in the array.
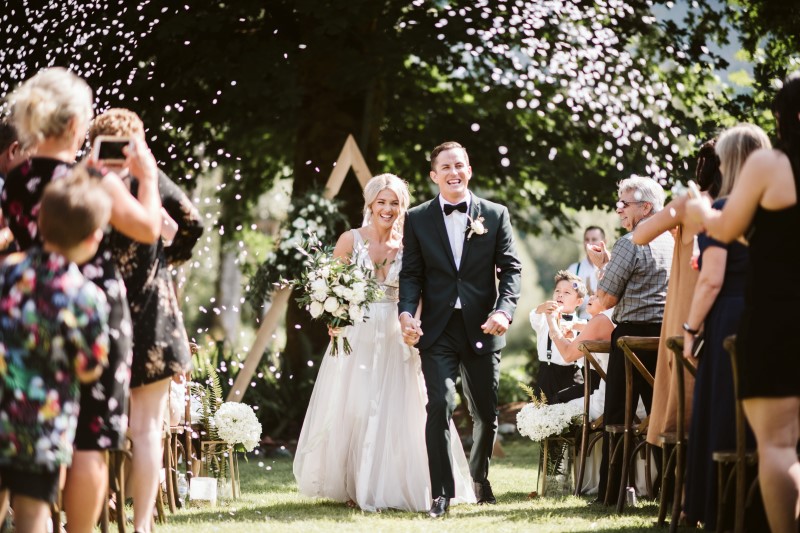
[{"xmin": 587, "ymin": 175, "xmax": 673, "ymax": 504}]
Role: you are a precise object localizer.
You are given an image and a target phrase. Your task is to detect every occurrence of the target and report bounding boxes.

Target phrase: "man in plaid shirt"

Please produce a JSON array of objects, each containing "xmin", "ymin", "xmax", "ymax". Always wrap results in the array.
[{"xmin": 588, "ymin": 175, "xmax": 673, "ymax": 504}]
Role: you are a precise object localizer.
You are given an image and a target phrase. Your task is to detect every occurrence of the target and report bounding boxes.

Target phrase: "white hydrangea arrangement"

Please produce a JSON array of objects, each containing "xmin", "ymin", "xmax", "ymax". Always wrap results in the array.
[
  {"xmin": 516, "ymin": 384, "xmax": 582, "ymax": 441},
  {"xmin": 213, "ymin": 402, "xmax": 262, "ymax": 453}
]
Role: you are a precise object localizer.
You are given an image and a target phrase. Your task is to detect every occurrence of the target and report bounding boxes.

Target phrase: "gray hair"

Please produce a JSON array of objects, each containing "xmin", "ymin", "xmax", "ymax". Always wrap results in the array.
[
  {"xmin": 362, "ymin": 173, "xmax": 410, "ymax": 231},
  {"xmin": 8, "ymin": 67, "xmax": 93, "ymax": 150},
  {"xmin": 618, "ymin": 175, "xmax": 665, "ymax": 213}
]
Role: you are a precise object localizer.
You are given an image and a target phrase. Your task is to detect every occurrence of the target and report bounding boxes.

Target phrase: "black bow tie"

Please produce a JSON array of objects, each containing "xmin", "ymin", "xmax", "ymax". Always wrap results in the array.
[
  {"xmin": 561, "ymin": 314, "xmax": 573, "ymax": 321},
  {"xmin": 443, "ymin": 202, "xmax": 468, "ymax": 216}
]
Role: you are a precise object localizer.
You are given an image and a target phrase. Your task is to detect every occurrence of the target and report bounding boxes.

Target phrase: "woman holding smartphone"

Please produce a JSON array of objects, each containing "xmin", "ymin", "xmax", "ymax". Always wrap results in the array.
[
  {"xmin": 3, "ymin": 67, "xmax": 162, "ymax": 533},
  {"xmin": 90, "ymin": 107, "xmax": 202, "ymax": 533}
]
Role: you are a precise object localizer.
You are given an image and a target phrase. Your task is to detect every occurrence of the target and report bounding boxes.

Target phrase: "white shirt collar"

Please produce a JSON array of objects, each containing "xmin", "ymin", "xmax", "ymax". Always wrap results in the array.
[{"xmin": 438, "ymin": 191, "xmax": 472, "ymax": 211}]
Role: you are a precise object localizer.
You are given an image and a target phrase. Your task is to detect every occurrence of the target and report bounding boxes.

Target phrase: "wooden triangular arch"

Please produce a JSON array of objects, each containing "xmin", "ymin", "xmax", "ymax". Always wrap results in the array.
[{"xmin": 227, "ymin": 135, "xmax": 372, "ymax": 401}]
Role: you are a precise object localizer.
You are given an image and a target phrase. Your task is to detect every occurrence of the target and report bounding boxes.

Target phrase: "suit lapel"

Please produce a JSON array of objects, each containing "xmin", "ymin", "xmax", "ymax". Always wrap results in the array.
[
  {"xmin": 430, "ymin": 196, "xmax": 457, "ymax": 271},
  {"xmin": 459, "ymin": 195, "xmax": 481, "ymax": 268}
]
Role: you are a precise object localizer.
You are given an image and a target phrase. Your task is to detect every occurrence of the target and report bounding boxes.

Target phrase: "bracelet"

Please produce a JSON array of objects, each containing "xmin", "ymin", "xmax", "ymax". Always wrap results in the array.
[{"xmin": 682, "ymin": 322, "xmax": 700, "ymax": 335}]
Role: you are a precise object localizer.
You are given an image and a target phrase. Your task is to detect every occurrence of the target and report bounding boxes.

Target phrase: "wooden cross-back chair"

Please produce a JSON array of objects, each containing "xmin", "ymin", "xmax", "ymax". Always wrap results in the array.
[
  {"xmin": 574, "ymin": 340, "xmax": 611, "ymax": 496},
  {"xmin": 608, "ymin": 335, "xmax": 659, "ymax": 512},
  {"xmin": 660, "ymin": 336, "xmax": 697, "ymax": 532},
  {"xmin": 714, "ymin": 335, "xmax": 759, "ymax": 533}
]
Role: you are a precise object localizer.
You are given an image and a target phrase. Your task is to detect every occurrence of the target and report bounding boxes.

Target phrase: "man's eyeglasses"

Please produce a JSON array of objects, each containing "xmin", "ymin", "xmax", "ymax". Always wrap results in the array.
[{"xmin": 616, "ymin": 200, "xmax": 645, "ymax": 209}]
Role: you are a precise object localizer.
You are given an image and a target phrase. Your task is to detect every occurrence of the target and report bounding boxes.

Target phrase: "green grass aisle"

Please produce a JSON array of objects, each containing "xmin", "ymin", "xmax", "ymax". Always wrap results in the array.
[{"xmin": 158, "ymin": 439, "xmax": 663, "ymax": 532}]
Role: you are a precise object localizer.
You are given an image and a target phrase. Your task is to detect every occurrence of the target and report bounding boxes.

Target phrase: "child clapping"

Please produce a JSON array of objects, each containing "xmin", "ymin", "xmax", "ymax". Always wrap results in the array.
[{"xmin": 529, "ymin": 271, "xmax": 587, "ymax": 404}]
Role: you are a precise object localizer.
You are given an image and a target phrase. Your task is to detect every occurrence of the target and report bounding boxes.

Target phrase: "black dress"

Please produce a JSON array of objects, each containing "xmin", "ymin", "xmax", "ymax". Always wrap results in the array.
[
  {"xmin": 110, "ymin": 171, "xmax": 201, "ymax": 387},
  {"xmin": 684, "ymin": 198, "xmax": 753, "ymax": 529},
  {"xmin": 736, "ymin": 152, "xmax": 800, "ymax": 399},
  {"xmin": 1, "ymin": 157, "xmax": 132, "ymax": 450}
]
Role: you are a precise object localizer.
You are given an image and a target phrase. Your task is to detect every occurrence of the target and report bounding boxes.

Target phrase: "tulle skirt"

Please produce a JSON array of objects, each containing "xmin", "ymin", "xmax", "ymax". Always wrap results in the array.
[{"xmin": 293, "ymin": 301, "xmax": 476, "ymax": 511}]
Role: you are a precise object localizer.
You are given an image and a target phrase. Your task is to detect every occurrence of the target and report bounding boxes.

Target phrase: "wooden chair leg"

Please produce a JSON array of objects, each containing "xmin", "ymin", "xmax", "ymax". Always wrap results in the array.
[
  {"xmin": 716, "ymin": 461, "xmax": 729, "ymax": 532},
  {"xmin": 604, "ymin": 431, "xmax": 623, "ymax": 506},
  {"xmin": 669, "ymin": 440, "xmax": 685, "ymax": 533},
  {"xmin": 658, "ymin": 442, "xmax": 674, "ymax": 525},
  {"xmin": 540, "ymin": 438, "xmax": 550, "ymax": 496},
  {"xmin": 574, "ymin": 419, "xmax": 591, "ymax": 496},
  {"xmin": 164, "ymin": 435, "xmax": 176, "ymax": 513}
]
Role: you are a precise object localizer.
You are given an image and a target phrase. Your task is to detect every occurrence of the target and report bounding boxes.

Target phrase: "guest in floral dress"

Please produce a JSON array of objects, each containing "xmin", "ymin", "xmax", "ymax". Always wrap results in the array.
[
  {"xmin": 89, "ymin": 108, "xmax": 199, "ymax": 532},
  {"xmin": 2, "ymin": 67, "xmax": 163, "ymax": 532},
  {"xmin": 0, "ymin": 172, "xmax": 111, "ymax": 532}
]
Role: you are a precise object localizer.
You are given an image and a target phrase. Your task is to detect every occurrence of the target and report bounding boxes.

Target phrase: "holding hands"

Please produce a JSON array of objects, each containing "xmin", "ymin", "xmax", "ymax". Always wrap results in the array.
[{"xmin": 399, "ymin": 313, "xmax": 423, "ymax": 346}]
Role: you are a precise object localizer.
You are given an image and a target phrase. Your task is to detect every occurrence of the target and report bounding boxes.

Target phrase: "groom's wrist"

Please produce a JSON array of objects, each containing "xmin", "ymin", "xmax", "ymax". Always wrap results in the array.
[{"xmin": 491, "ymin": 309, "xmax": 512, "ymax": 323}]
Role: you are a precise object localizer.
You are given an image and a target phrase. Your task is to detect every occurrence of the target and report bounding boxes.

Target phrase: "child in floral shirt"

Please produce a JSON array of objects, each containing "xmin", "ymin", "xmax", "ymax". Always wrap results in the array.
[{"xmin": 0, "ymin": 169, "xmax": 111, "ymax": 531}]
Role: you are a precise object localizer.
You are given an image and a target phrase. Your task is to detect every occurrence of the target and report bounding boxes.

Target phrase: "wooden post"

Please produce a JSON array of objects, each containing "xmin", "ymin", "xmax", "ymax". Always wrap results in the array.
[{"xmin": 226, "ymin": 135, "xmax": 371, "ymax": 401}]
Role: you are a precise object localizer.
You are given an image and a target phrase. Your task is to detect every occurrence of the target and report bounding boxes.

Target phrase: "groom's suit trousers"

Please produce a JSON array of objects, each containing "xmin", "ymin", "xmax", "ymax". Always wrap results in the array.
[{"xmin": 420, "ymin": 309, "xmax": 500, "ymax": 499}]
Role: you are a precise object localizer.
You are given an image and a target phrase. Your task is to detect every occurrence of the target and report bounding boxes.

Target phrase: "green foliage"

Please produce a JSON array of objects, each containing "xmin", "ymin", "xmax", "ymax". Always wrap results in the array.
[
  {"xmin": 245, "ymin": 191, "xmax": 347, "ymax": 312},
  {"xmin": 497, "ymin": 368, "xmax": 532, "ymax": 405}
]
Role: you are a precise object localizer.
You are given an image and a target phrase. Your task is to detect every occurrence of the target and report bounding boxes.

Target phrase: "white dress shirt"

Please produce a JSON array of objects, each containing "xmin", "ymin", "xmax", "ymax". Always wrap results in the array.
[{"xmin": 439, "ymin": 192, "xmax": 471, "ymax": 308}]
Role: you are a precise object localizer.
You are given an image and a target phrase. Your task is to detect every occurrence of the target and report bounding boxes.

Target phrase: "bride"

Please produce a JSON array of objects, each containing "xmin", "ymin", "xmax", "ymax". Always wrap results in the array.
[{"xmin": 293, "ymin": 174, "xmax": 476, "ymax": 512}]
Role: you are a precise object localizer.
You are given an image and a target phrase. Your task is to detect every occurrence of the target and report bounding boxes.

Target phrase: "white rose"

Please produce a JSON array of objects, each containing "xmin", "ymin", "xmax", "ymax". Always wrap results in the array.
[
  {"xmin": 333, "ymin": 285, "xmax": 348, "ymax": 297},
  {"xmin": 310, "ymin": 278, "xmax": 327, "ymax": 292},
  {"xmin": 471, "ymin": 219, "xmax": 485, "ymax": 233},
  {"xmin": 341, "ymin": 274, "xmax": 351, "ymax": 284},
  {"xmin": 323, "ymin": 297, "xmax": 340, "ymax": 314},
  {"xmin": 310, "ymin": 301, "xmax": 324, "ymax": 318},
  {"xmin": 312, "ymin": 290, "xmax": 328, "ymax": 302},
  {"xmin": 349, "ymin": 305, "xmax": 365, "ymax": 322},
  {"xmin": 349, "ymin": 283, "xmax": 366, "ymax": 303}
]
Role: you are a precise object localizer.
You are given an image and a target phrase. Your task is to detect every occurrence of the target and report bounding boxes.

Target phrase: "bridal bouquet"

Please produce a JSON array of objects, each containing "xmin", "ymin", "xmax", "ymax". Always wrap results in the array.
[
  {"xmin": 516, "ymin": 384, "xmax": 582, "ymax": 441},
  {"xmin": 213, "ymin": 401, "xmax": 262, "ymax": 453},
  {"xmin": 290, "ymin": 237, "xmax": 383, "ymax": 356}
]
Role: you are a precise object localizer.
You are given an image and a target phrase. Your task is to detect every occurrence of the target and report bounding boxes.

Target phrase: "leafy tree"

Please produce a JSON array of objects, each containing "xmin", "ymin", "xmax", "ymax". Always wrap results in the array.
[{"xmin": 724, "ymin": 0, "xmax": 800, "ymax": 127}]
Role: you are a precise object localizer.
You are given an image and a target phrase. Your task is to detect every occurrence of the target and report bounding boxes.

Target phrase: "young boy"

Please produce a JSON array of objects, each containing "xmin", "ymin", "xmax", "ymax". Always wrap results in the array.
[
  {"xmin": 529, "ymin": 270, "xmax": 587, "ymax": 404},
  {"xmin": 0, "ymin": 169, "xmax": 111, "ymax": 533}
]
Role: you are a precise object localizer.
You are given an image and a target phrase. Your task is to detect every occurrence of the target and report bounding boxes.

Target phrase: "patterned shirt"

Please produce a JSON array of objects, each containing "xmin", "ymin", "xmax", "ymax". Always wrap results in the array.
[
  {"xmin": 598, "ymin": 229, "xmax": 673, "ymax": 324},
  {"xmin": 0, "ymin": 248, "xmax": 109, "ymax": 471}
]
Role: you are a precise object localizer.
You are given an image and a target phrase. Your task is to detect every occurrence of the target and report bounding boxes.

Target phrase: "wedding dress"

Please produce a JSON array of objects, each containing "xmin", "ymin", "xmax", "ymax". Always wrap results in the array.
[{"xmin": 294, "ymin": 229, "xmax": 476, "ymax": 511}]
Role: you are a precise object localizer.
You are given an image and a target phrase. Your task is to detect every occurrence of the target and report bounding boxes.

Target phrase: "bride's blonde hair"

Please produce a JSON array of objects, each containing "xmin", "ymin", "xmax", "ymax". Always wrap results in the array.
[{"xmin": 361, "ymin": 173, "xmax": 410, "ymax": 231}]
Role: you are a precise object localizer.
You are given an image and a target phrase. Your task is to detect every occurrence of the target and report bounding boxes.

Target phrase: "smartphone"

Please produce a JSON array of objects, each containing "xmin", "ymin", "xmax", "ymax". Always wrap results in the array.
[
  {"xmin": 92, "ymin": 135, "xmax": 131, "ymax": 164},
  {"xmin": 686, "ymin": 180, "xmax": 701, "ymax": 200}
]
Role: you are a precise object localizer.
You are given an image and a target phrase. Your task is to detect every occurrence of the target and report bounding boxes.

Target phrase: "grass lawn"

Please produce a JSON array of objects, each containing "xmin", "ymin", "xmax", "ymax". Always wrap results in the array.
[{"xmin": 156, "ymin": 438, "xmax": 665, "ymax": 532}]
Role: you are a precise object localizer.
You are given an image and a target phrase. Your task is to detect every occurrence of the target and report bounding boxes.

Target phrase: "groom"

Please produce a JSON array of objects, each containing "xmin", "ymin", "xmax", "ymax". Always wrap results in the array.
[{"xmin": 399, "ymin": 141, "xmax": 522, "ymax": 518}]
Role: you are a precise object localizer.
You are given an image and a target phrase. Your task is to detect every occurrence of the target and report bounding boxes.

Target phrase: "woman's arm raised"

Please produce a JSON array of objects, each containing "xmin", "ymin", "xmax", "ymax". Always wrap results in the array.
[{"xmin": 548, "ymin": 312, "xmax": 615, "ymax": 363}]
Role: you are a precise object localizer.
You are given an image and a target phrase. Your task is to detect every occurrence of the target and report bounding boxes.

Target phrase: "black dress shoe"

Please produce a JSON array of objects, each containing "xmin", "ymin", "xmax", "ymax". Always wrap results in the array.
[
  {"xmin": 428, "ymin": 496, "xmax": 450, "ymax": 518},
  {"xmin": 474, "ymin": 480, "xmax": 496, "ymax": 504}
]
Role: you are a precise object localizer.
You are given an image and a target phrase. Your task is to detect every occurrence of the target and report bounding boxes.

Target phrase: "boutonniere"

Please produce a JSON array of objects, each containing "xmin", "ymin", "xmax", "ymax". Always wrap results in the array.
[{"xmin": 466, "ymin": 215, "xmax": 488, "ymax": 240}]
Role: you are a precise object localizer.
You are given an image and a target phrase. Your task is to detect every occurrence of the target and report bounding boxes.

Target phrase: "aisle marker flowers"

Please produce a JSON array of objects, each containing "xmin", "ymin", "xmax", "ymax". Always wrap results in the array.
[
  {"xmin": 516, "ymin": 384, "xmax": 582, "ymax": 441},
  {"xmin": 213, "ymin": 401, "xmax": 262, "ymax": 453}
]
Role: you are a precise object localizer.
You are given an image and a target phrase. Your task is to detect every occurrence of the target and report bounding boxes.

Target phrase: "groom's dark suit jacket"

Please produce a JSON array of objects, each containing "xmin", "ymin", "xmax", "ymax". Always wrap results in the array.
[{"xmin": 399, "ymin": 193, "xmax": 522, "ymax": 355}]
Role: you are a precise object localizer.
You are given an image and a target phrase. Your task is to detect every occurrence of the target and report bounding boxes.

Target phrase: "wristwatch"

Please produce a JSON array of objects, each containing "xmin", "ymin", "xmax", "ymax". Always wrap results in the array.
[{"xmin": 682, "ymin": 322, "xmax": 700, "ymax": 335}]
